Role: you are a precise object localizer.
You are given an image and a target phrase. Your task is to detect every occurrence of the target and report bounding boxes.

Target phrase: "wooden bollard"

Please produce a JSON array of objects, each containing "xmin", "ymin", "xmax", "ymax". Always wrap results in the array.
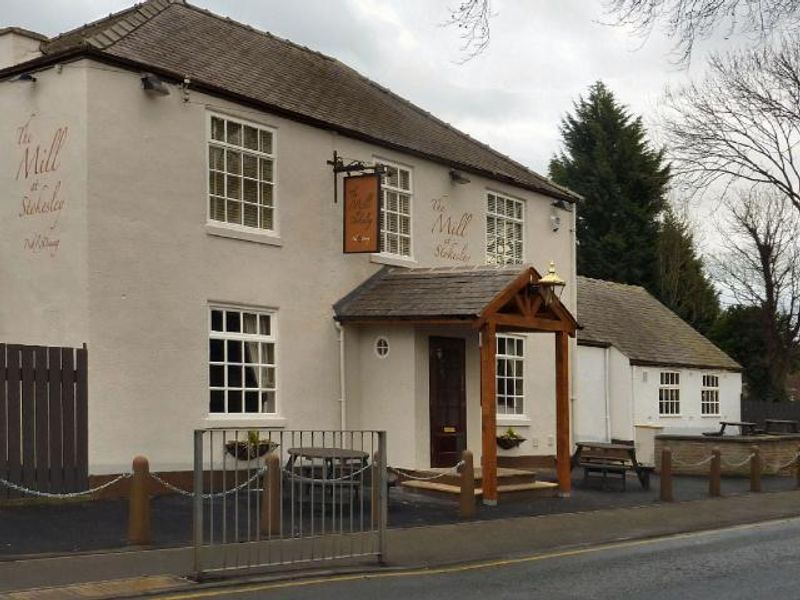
[
  {"xmin": 371, "ymin": 451, "xmax": 381, "ymax": 525},
  {"xmin": 750, "ymin": 445, "xmax": 762, "ymax": 493},
  {"xmin": 128, "ymin": 456, "xmax": 151, "ymax": 545},
  {"xmin": 260, "ymin": 452, "xmax": 281, "ymax": 535},
  {"xmin": 794, "ymin": 446, "xmax": 800, "ymax": 490},
  {"xmin": 459, "ymin": 450, "xmax": 476, "ymax": 519},
  {"xmin": 709, "ymin": 448, "xmax": 721, "ymax": 497},
  {"xmin": 660, "ymin": 447, "xmax": 673, "ymax": 502}
]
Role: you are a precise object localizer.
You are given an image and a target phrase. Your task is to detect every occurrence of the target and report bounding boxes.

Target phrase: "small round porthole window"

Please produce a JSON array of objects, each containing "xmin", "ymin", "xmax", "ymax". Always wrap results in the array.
[{"xmin": 375, "ymin": 337, "xmax": 390, "ymax": 358}]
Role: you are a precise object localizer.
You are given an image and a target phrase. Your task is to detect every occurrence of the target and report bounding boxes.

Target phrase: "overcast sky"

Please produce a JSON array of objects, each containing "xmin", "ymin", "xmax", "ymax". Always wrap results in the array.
[{"xmin": 4, "ymin": 0, "xmax": 744, "ymax": 252}]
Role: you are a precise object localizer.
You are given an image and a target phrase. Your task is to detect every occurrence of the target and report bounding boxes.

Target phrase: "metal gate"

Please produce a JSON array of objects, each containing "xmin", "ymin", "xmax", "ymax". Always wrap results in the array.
[
  {"xmin": 0, "ymin": 343, "xmax": 89, "ymax": 500},
  {"xmin": 192, "ymin": 428, "xmax": 387, "ymax": 578}
]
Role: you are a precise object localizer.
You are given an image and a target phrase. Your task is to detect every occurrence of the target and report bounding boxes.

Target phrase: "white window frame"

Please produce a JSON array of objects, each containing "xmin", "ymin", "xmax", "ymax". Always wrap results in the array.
[
  {"xmin": 658, "ymin": 371, "xmax": 681, "ymax": 416},
  {"xmin": 496, "ymin": 334, "xmax": 525, "ymax": 416},
  {"xmin": 486, "ymin": 190, "xmax": 525, "ymax": 265},
  {"xmin": 207, "ymin": 112, "xmax": 277, "ymax": 234},
  {"xmin": 375, "ymin": 159, "xmax": 413, "ymax": 258},
  {"xmin": 701, "ymin": 374, "xmax": 720, "ymax": 416},
  {"xmin": 209, "ymin": 305, "xmax": 278, "ymax": 416}
]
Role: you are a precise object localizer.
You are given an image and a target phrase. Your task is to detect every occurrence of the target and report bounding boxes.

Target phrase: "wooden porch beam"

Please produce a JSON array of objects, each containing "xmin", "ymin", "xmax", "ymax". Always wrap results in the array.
[
  {"xmin": 492, "ymin": 313, "xmax": 570, "ymax": 333},
  {"xmin": 480, "ymin": 320, "xmax": 498, "ymax": 505},
  {"xmin": 555, "ymin": 330, "xmax": 571, "ymax": 496}
]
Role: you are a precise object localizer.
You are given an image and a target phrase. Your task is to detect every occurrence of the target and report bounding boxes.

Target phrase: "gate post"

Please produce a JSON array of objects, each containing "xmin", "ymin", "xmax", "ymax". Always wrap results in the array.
[
  {"xmin": 660, "ymin": 447, "xmax": 673, "ymax": 502},
  {"xmin": 750, "ymin": 446, "xmax": 762, "ymax": 493},
  {"xmin": 193, "ymin": 430, "xmax": 204, "ymax": 577},
  {"xmin": 709, "ymin": 448, "xmax": 721, "ymax": 497},
  {"xmin": 459, "ymin": 450, "xmax": 476, "ymax": 518},
  {"xmin": 796, "ymin": 446, "xmax": 800, "ymax": 489},
  {"xmin": 375, "ymin": 432, "xmax": 388, "ymax": 563},
  {"xmin": 260, "ymin": 452, "xmax": 281, "ymax": 535},
  {"xmin": 128, "ymin": 456, "xmax": 151, "ymax": 545}
]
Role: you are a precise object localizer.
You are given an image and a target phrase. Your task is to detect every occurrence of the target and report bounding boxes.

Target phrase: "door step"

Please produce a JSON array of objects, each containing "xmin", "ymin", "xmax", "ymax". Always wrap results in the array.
[{"xmin": 401, "ymin": 479, "xmax": 558, "ymax": 497}]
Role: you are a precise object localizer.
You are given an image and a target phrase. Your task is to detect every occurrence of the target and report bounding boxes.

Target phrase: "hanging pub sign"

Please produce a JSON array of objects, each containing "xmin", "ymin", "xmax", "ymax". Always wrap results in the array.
[{"xmin": 343, "ymin": 173, "xmax": 381, "ymax": 253}]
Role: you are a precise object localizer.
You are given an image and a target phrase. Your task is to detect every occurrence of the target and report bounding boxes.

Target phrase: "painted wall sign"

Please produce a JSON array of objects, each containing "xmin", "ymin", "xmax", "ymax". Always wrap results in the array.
[
  {"xmin": 343, "ymin": 173, "xmax": 381, "ymax": 254},
  {"xmin": 430, "ymin": 195, "xmax": 474, "ymax": 263},
  {"xmin": 12, "ymin": 113, "xmax": 70, "ymax": 258}
]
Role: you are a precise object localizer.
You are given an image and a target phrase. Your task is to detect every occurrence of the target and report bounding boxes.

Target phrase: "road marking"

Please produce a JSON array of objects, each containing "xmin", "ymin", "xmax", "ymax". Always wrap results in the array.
[{"xmin": 154, "ymin": 517, "xmax": 799, "ymax": 599}]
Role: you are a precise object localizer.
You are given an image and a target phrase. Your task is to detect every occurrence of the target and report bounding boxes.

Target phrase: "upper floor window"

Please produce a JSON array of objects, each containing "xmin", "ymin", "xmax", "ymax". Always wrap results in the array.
[
  {"xmin": 497, "ymin": 334, "xmax": 525, "ymax": 415},
  {"xmin": 486, "ymin": 192, "xmax": 524, "ymax": 264},
  {"xmin": 378, "ymin": 162, "xmax": 412, "ymax": 257},
  {"xmin": 701, "ymin": 374, "xmax": 720, "ymax": 415},
  {"xmin": 659, "ymin": 371, "xmax": 680, "ymax": 416},
  {"xmin": 208, "ymin": 114, "xmax": 276, "ymax": 232},
  {"xmin": 209, "ymin": 306, "xmax": 277, "ymax": 415}
]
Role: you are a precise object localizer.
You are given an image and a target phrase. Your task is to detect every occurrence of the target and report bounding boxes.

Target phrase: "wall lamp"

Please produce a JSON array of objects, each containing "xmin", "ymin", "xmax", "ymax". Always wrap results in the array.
[
  {"xmin": 141, "ymin": 73, "xmax": 170, "ymax": 96},
  {"xmin": 528, "ymin": 261, "xmax": 566, "ymax": 307},
  {"xmin": 449, "ymin": 169, "xmax": 471, "ymax": 185},
  {"xmin": 11, "ymin": 73, "xmax": 37, "ymax": 83}
]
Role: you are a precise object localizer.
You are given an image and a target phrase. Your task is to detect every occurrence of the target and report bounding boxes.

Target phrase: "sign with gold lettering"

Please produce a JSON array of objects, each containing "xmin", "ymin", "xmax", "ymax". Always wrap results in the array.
[{"xmin": 343, "ymin": 173, "xmax": 380, "ymax": 253}]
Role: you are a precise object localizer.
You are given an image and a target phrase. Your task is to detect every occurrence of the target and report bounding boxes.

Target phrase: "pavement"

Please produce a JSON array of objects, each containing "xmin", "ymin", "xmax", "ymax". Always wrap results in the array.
[
  {"xmin": 182, "ymin": 516, "xmax": 800, "ymax": 599},
  {"xmin": 0, "ymin": 482, "xmax": 799, "ymax": 598}
]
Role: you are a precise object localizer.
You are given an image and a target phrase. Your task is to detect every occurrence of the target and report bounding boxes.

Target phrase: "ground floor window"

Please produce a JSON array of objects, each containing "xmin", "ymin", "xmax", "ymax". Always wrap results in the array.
[
  {"xmin": 659, "ymin": 371, "xmax": 680, "ymax": 415},
  {"xmin": 496, "ymin": 334, "xmax": 524, "ymax": 415},
  {"xmin": 209, "ymin": 306, "xmax": 276, "ymax": 414},
  {"xmin": 701, "ymin": 374, "xmax": 720, "ymax": 415}
]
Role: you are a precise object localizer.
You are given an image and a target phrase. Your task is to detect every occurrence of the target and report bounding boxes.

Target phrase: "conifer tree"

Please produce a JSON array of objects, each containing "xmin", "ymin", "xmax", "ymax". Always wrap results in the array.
[{"xmin": 549, "ymin": 81, "xmax": 670, "ymax": 291}]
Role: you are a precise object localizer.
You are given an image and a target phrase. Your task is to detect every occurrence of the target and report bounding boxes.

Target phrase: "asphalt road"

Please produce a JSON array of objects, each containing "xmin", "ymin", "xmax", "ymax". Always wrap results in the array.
[{"xmin": 155, "ymin": 516, "xmax": 800, "ymax": 600}]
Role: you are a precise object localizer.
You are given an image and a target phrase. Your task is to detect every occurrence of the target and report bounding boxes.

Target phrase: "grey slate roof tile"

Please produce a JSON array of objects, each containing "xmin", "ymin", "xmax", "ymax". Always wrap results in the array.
[
  {"xmin": 577, "ymin": 276, "xmax": 740, "ymax": 371},
  {"xmin": 334, "ymin": 265, "xmax": 525, "ymax": 320},
  {"xmin": 34, "ymin": 0, "xmax": 577, "ymax": 202}
]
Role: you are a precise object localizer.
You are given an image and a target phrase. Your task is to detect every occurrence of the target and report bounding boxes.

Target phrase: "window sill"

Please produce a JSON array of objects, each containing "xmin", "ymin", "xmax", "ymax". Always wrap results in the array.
[
  {"xmin": 204, "ymin": 415, "xmax": 288, "ymax": 429},
  {"xmin": 657, "ymin": 415, "xmax": 684, "ymax": 418},
  {"xmin": 701, "ymin": 415, "xmax": 721, "ymax": 418},
  {"xmin": 370, "ymin": 253, "xmax": 417, "ymax": 268},
  {"xmin": 206, "ymin": 222, "xmax": 283, "ymax": 247},
  {"xmin": 497, "ymin": 416, "xmax": 531, "ymax": 427}
]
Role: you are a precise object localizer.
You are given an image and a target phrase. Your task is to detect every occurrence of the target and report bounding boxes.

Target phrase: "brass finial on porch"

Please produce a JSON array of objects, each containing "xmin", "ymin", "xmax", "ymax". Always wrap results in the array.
[{"xmin": 536, "ymin": 261, "xmax": 566, "ymax": 307}]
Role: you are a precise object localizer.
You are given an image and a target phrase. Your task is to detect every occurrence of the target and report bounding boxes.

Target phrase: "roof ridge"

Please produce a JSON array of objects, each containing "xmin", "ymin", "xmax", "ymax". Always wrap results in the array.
[
  {"xmin": 577, "ymin": 275, "xmax": 647, "ymax": 292},
  {"xmin": 161, "ymin": 2, "xmax": 576, "ymax": 201},
  {"xmin": 44, "ymin": 0, "xmax": 183, "ymax": 53}
]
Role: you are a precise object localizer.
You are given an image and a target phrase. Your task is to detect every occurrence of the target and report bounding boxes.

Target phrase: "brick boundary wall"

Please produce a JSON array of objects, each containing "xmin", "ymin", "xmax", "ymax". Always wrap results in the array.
[{"xmin": 655, "ymin": 434, "xmax": 800, "ymax": 476}]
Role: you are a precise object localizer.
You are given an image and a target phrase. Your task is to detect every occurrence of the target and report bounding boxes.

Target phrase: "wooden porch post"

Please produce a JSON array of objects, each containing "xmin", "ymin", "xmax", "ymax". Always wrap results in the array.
[
  {"xmin": 555, "ymin": 330, "xmax": 571, "ymax": 496},
  {"xmin": 480, "ymin": 320, "xmax": 498, "ymax": 505}
]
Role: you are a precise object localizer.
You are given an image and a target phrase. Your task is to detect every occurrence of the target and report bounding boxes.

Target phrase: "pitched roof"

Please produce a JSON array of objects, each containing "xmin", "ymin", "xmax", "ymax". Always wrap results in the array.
[
  {"xmin": 25, "ymin": 0, "xmax": 577, "ymax": 202},
  {"xmin": 577, "ymin": 276, "xmax": 741, "ymax": 371},
  {"xmin": 334, "ymin": 265, "xmax": 527, "ymax": 321}
]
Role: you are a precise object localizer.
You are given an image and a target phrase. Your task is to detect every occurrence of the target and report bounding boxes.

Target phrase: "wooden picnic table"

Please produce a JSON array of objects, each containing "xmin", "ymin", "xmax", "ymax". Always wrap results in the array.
[
  {"xmin": 571, "ymin": 442, "xmax": 653, "ymax": 490},
  {"xmin": 764, "ymin": 419, "xmax": 800, "ymax": 434},
  {"xmin": 285, "ymin": 447, "xmax": 371, "ymax": 503},
  {"xmin": 703, "ymin": 421, "xmax": 759, "ymax": 437}
]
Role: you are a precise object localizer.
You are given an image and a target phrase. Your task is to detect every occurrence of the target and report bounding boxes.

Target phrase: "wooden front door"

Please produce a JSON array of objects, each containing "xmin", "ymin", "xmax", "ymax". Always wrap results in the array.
[{"xmin": 429, "ymin": 336, "xmax": 467, "ymax": 468}]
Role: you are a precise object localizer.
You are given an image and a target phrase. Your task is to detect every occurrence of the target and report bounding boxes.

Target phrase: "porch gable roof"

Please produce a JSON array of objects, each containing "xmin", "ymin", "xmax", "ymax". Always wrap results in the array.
[{"xmin": 334, "ymin": 264, "xmax": 577, "ymax": 335}]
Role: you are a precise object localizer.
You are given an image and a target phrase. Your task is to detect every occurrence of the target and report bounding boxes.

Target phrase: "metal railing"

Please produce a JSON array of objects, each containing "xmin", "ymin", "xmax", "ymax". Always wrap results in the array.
[{"xmin": 192, "ymin": 429, "xmax": 386, "ymax": 579}]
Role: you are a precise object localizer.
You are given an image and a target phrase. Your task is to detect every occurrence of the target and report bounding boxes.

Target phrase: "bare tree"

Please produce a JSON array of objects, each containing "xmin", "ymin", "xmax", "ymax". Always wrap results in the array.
[
  {"xmin": 606, "ymin": 0, "xmax": 800, "ymax": 62},
  {"xmin": 662, "ymin": 38, "xmax": 800, "ymax": 211},
  {"xmin": 716, "ymin": 190, "xmax": 800, "ymax": 400},
  {"xmin": 442, "ymin": 0, "xmax": 493, "ymax": 62}
]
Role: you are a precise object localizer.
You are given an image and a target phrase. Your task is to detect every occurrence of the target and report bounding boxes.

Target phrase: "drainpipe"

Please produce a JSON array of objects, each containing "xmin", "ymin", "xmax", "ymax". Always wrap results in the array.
[
  {"xmin": 335, "ymin": 321, "xmax": 346, "ymax": 430},
  {"xmin": 569, "ymin": 203, "xmax": 578, "ymax": 446},
  {"xmin": 604, "ymin": 346, "xmax": 611, "ymax": 442}
]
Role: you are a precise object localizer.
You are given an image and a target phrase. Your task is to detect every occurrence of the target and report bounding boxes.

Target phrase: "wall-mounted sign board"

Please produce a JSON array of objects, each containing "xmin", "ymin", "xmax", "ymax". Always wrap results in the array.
[{"xmin": 343, "ymin": 173, "xmax": 381, "ymax": 254}]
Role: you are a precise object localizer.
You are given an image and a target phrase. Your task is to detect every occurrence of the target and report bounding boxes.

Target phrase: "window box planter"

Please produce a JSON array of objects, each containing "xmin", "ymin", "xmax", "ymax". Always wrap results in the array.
[
  {"xmin": 496, "ymin": 427, "xmax": 526, "ymax": 450},
  {"xmin": 224, "ymin": 439, "xmax": 279, "ymax": 461}
]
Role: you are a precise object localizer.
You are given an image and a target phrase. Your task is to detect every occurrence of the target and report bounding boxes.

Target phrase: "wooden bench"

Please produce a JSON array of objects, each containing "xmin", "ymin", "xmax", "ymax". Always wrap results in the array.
[
  {"xmin": 572, "ymin": 442, "xmax": 653, "ymax": 491},
  {"xmin": 764, "ymin": 419, "xmax": 800, "ymax": 435},
  {"xmin": 702, "ymin": 421, "xmax": 759, "ymax": 437}
]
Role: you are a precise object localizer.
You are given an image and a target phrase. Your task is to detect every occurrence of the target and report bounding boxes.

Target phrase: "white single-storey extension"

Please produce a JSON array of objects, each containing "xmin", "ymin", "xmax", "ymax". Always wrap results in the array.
[{"xmin": 574, "ymin": 277, "xmax": 742, "ymax": 463}]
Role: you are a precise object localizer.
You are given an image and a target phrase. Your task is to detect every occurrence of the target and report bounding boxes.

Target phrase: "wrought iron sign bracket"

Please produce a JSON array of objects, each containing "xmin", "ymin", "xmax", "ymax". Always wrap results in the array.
[{"xmin": 327, "ymin": 150, "xmax": 385, "ymax": 203}]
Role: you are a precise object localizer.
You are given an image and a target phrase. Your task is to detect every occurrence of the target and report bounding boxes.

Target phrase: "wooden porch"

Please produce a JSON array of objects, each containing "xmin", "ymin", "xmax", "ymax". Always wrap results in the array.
[{"xmin": 334, "ymin": 263, "xmax": 578, "ymax": 505}]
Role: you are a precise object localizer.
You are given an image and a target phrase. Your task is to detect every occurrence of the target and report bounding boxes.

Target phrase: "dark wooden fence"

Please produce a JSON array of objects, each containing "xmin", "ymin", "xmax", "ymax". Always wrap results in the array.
[
  {"xmin": 0, "ymin": 343, "xmax": 88, "ymax": 499},
  {"xmin": 741, "ymin": 400, "xmax": 800, "ymax": 424}
]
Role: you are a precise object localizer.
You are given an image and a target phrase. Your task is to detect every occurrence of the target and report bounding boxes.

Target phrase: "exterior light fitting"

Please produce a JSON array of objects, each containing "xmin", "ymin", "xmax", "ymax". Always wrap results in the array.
[
  {"xmin": 12, "ymin": 73, "xmax": 37, "ymax": 83},
  {"xmin": 141, "ymin": 73, "xmax": 170, "ymax": 96},
  {"xmin": 449, "ymin": 170, "xmax": 471, "ymax": 185},
  {"xmin": 535, "ymin": 261, "xmax": 566, "ymax": 307}
]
